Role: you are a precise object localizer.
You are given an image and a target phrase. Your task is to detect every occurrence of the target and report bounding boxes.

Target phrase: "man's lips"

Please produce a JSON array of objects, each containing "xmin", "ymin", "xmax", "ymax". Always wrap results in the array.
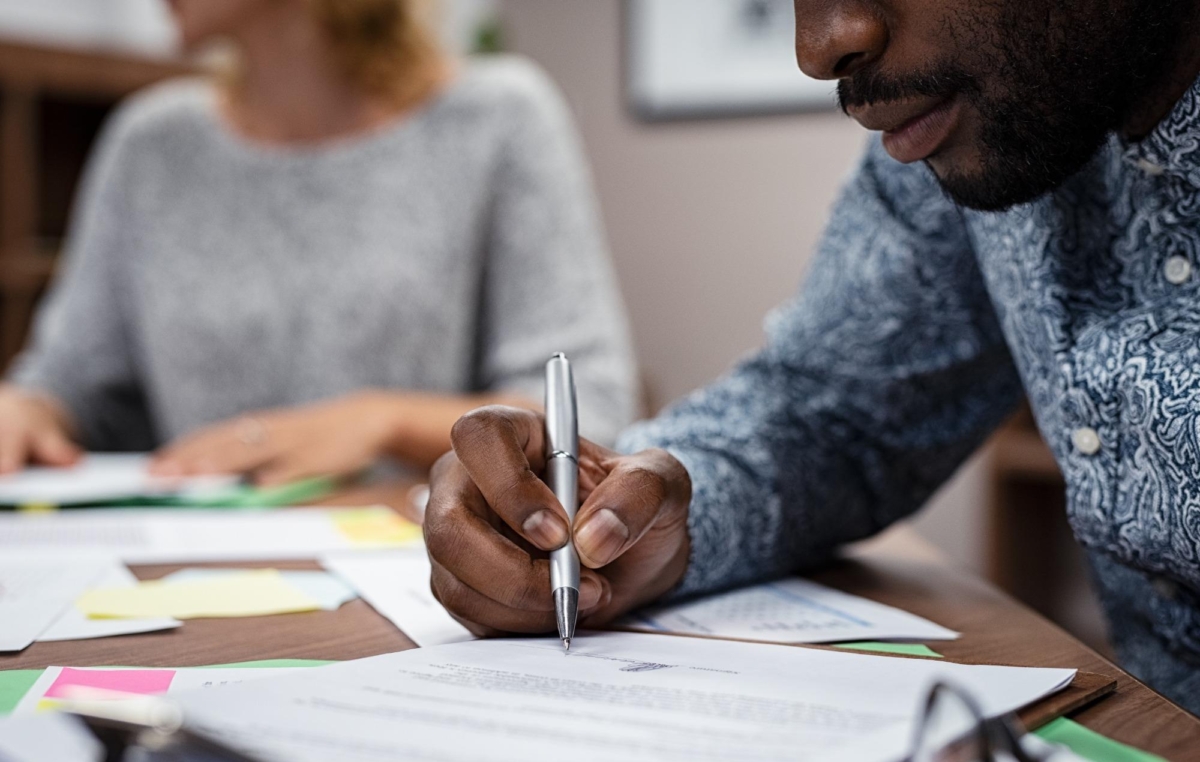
[{"xmin": 847, "ymin": 95, "xmax": 962, "ymax": 164}]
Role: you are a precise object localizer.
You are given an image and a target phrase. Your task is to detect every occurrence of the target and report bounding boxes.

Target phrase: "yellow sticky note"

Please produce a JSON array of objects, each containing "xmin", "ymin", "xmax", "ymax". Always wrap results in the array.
[
  {"xmin": 17, "ymin": 503, "xmax": 58, "ymax": 513},
  {"xmin": 332, "ymin": 507, "xmax": 422, "ymax": 546},
  {"xmin": 77, "ymin": 569, "xmax": 320, "ymax": 619}
]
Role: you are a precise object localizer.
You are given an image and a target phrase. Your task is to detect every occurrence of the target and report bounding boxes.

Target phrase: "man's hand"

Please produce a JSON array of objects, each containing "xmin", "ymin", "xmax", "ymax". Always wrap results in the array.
[
  {"xmin": 425, "ymin": 406, "xmax": 691, "ymax": 636},
  {"xmin": 0, "ymin": 387, "xmax": 81, "ymax": 474},
  {"xmin": 149, "ymin": 392, "xmax": 403, "ymax": 486}
]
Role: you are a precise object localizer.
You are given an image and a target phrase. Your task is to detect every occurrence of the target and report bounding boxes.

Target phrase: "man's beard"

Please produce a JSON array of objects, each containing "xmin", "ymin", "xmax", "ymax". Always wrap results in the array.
[{"xmin": 838, "ymin": 0, "xmax": 1195, "ymax": 211}]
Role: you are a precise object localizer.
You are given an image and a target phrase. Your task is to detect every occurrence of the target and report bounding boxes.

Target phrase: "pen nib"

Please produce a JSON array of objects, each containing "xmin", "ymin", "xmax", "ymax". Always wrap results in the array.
[{"xmin": 562, "ymin": 637, "xmax": 571, "ymax": 652}]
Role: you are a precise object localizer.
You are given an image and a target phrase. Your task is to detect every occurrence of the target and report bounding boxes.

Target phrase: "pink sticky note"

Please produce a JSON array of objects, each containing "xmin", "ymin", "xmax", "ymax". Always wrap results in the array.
[{"xmin": 44, "ymin": 668, "xmax": 176, "ymax": 699}]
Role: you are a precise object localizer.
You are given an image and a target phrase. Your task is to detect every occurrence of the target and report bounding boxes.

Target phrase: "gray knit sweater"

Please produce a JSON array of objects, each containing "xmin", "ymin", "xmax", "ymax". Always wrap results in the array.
[{"xmin": 9, "ymin": 56, "xmax": 636, "ymax": 451}]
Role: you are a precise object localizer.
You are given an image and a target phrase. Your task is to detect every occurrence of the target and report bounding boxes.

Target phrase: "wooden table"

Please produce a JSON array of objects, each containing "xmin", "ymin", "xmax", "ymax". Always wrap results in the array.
[{"xmin": 3, "ymin": 506, "xmax": 1198, "ymax": 759}]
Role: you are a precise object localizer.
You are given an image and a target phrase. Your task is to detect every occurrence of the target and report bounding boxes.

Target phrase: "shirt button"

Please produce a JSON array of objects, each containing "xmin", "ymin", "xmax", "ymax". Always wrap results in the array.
[
  {"xmin": 1135, "ymin": 157, "xmax": 1166, "ymax": 176},
  {"xmin": 1164, "ymin": 255, "xmax": 1192, "ymax": 285},
  {"xmin": 1072, "ymin": 427, "xmax": 1102, "ymax": 455}
]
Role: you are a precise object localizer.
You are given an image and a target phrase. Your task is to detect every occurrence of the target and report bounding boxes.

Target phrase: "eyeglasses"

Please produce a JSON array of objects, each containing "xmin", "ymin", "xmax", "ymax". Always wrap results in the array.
[{"xmin": 910, "ymin": 682, "xmax": 1076, "ymax": 762}]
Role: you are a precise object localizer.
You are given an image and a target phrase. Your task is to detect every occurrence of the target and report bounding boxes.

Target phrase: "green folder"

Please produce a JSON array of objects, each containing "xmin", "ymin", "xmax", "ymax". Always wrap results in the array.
[
  {"xmin": 0, "ymin": 670, "xmax": 42, "ymax": 715},
  {"xmin": 1034, "ymin": 718, "xmax": 1167, "ymax": 762},
  {"xmin": 831, "ymin": 641, "xmax": 944, "ymax": 658},
  {"xmin": 14, "ymin": 476, "xmax": 340, "ymax": 510},
  {"xmin": 155, "ymin": 477, "xmax": 337, "ymax": 508}
]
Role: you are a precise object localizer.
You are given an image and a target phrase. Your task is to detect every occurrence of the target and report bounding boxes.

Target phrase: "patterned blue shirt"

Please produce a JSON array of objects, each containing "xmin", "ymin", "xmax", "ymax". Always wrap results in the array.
[{"xmin": 620, "ymin": 76, "xmax": 1200, "ymax": 710}]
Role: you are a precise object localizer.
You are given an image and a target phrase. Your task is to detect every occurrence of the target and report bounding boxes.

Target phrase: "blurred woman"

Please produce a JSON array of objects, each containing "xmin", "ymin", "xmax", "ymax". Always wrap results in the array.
[{"xmin": 0, "ymin": 0, "xmax": 635, "ymax": 485}]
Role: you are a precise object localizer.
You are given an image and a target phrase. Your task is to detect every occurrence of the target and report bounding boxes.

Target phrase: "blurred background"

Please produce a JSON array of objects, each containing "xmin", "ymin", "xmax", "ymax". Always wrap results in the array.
[{"xmin": 0, "ymin": 0, "xmax": 1105, "ymax": 653}]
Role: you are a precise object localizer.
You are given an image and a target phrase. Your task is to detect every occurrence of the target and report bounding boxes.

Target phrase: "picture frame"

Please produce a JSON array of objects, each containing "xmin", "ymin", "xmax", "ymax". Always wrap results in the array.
[{"xmin": 624, "ymin": 0, "xmax": 837, "ymax": 121}]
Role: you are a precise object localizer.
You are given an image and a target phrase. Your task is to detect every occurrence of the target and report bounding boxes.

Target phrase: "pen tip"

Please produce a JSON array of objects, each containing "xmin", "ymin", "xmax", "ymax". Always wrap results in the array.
[{"xmin": 563, "ymin": 637, "xmax": 571, "ymax": 652}]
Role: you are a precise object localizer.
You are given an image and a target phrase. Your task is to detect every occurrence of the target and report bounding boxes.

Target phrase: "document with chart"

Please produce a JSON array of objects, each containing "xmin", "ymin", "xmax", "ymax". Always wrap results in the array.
[{"xmin": 618, "ymin": 577, "xmax": 958, "ymax": 644}]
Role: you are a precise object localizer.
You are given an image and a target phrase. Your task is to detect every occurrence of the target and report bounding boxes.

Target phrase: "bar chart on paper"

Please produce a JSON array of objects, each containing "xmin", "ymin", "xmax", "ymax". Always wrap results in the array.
[{"xmin": 619, "ymin": 577, "xmax": 959, "ymax": 644}]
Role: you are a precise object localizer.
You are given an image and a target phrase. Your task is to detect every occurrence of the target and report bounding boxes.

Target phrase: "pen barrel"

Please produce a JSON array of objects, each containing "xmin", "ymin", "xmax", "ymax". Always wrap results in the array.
[{"xmin": 547, "ymin": 453, "xmax": 580, "ymax": 592}]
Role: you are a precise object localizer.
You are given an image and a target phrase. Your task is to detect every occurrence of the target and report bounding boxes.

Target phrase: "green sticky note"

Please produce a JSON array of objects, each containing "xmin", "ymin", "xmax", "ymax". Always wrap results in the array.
[
  {"xmin": 832, "ymin": 641, "xmax": 944, "ymax": 658},
  {"xmin": 0, "ymin": 670, "xmax": 43, "ymax": 714},
  {"xmin": 1034, "ymin": 718, "xmax": 1166, "ymax": 762}
]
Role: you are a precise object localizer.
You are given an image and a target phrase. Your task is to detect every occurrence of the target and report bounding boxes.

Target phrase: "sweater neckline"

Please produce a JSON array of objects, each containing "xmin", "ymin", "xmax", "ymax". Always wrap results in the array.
[{"xmin": 194, "ymin": 70, "xmax": 463, "ymax": 164}]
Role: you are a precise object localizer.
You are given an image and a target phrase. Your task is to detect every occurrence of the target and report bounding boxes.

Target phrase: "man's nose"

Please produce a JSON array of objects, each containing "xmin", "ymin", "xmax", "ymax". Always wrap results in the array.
[{"xmin": 794, "ymin": 2, "xmax": 888, "ymax": 80}]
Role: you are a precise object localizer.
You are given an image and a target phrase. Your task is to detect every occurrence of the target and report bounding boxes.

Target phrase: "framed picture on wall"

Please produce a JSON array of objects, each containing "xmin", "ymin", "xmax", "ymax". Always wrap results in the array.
[{"xmin": 625, "ymin": 0, "xmax": 836, "ymax": 121}]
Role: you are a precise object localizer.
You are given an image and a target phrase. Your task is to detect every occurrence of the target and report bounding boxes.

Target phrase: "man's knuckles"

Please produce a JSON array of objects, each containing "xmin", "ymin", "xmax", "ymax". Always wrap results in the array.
[{"xmin": 450, "ymin": 405, "xmax": 522, "ymax": 451}]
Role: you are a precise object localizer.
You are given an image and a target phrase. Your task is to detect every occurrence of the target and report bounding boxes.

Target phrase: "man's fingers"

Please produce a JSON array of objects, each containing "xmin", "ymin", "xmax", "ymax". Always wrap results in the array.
[
  {"xmin": 430, "ymin": 558, "xmax": 557, "ymax": 633},
  {"xmin": 426, "ymin": 495, "xmax": 555, "ymax": 612},
  {"xmin": 450, "ymin": 406, "xmax": 568, "ymax": 552},
  {"xmin": 425, "ymin": 454, "xmax": 606, "ymax": 612},
  {"xmin": 430, "ymin": 558, "xmax": 609, "ymax": 635},
  {"xmin": 573, "ymin": 449, "xmax": 689, "ymax": 569}
]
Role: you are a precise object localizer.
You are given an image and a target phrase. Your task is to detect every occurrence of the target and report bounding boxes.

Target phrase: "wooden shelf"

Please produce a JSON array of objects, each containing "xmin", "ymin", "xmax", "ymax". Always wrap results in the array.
[
  {"xmin": 0, "ymin": 37, "xmax": 192, "ymax": 98},
  {"xmin": 0, "ymin": 39, "xmax": 193, "ymax": 367},
  {"xmin": 0, "ymin": 250, "xmax": 57, "ymax": 293}
]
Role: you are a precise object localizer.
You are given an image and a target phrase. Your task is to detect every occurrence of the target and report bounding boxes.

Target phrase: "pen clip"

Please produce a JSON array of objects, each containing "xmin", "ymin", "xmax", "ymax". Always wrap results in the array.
[{"xmin": 544, "ymin": 353, "xmax": 579, "ymax": 461}]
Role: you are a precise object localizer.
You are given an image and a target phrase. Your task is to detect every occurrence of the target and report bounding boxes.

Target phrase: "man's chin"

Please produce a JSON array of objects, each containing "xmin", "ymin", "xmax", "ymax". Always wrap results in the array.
[
  {"xmin": 924, "ymin": 133, "xmax": 1110, "ymax": 212},
  {"xmin": 927, "ymin": 157, "xmax": 1051, "ymax": 213},
  {"xmin": 922, "ymin": 147, "xmax": 1011, "ymax": 211}
]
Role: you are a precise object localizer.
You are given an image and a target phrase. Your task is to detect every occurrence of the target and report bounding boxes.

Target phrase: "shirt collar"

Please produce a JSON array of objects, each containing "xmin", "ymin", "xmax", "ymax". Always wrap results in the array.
[{"xmin": 1121, "ymin": 72, "xmax": 1200, "ymax": 188}]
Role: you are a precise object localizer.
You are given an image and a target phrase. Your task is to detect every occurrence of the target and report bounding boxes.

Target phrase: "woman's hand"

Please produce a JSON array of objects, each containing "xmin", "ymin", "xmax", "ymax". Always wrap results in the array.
[
  {"xmin": 150, "ymin": 391, "xmax": 403, "ymax": 486},
  {"xmin": 0, "ymin": 387, "xmax": 81, "ymax": 474}
]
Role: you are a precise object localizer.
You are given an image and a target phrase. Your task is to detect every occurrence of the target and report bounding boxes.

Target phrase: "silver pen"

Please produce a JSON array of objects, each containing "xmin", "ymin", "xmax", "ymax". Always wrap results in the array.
[{"xmin": 544, "ymin": 352, "xmax": 580, "ymax": 652}]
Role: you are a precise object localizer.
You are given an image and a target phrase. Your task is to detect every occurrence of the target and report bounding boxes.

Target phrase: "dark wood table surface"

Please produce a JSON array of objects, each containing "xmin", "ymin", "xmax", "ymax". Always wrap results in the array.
[{"xmin": 3, "ymin": 489, "xmax": 1198, "ymax": 760}]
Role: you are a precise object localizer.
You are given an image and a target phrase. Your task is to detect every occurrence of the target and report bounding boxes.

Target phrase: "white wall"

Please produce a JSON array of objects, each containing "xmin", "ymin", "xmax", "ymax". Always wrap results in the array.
[
  {"xmin": 0, "ymin": 0, "xmax": 176, "ymax": 55},
  {"xmin": 501, "ymin": 0, "xmax": 989, "ymax": 571},
  {"xmin": 0, "ymin": 0, "xmax": 496, "ymax": 59}
]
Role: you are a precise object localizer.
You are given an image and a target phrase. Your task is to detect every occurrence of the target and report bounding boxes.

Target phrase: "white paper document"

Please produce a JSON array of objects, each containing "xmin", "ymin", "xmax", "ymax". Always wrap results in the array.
[
  {"xmin": 0, "ymin": 714, "xmax": 103, "ymax": 762},
  {"xmin": 321, "ymin": 550, "xmax": 473, "ymax": 646},
  {"xmin": 39, "ymin": 563, "xmax": 181, "ymax": 642},
  {"xmin": 619, "ymin": 577, "xmax": 959, "ymax": 644},
  {"xmin": 177, "ymin": 631, "xmax": 1074, "ymax": 762},
  {"xmin": 0, "ymin": 559, "xmax": 111, "ymax": 652},
  {"xmin": 0, "ymin": 453, "xmax": 235, "ymax": 506},
  {"xmin": 0, "ymin": 507, "xmax": 404, "ymax": 563}
]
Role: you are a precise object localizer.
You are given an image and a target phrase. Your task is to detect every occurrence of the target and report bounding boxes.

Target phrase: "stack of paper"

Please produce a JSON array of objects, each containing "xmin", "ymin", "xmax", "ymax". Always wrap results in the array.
[
  {"xmin": 0, "ymin": 559, "xmax": 116, "ymax": 652},
  {"xmin": 175, "ymin": 631, "xmax": 1076, "ymax": 762},
  {"xmin": 0, "ymin": 714, "xmax": 103, "ymax": 762},
  {"xmin": 0, "ymin": 506, "xmax": 422, "ymax": 563},
  {"xmin": 322, "ymin": 552, "xmax": 956, "ymax": 651},
  {"xmin": 321, "ymin": 550, "xmax": 473, "ymax": 647},
  {"xmin": 38, "ymin": 564, "xmax": 180, "ymax": 643},
  {"xmin": 0, "ymin": 557, "xmax": 208, "ymax": 651},
  {"xmin": 618, "ymin": 577, "xmax": 959, "ymax": 644},
  {"xmin": 0, "ymin": 454, "xmax": 236, "ymax": 506}
]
